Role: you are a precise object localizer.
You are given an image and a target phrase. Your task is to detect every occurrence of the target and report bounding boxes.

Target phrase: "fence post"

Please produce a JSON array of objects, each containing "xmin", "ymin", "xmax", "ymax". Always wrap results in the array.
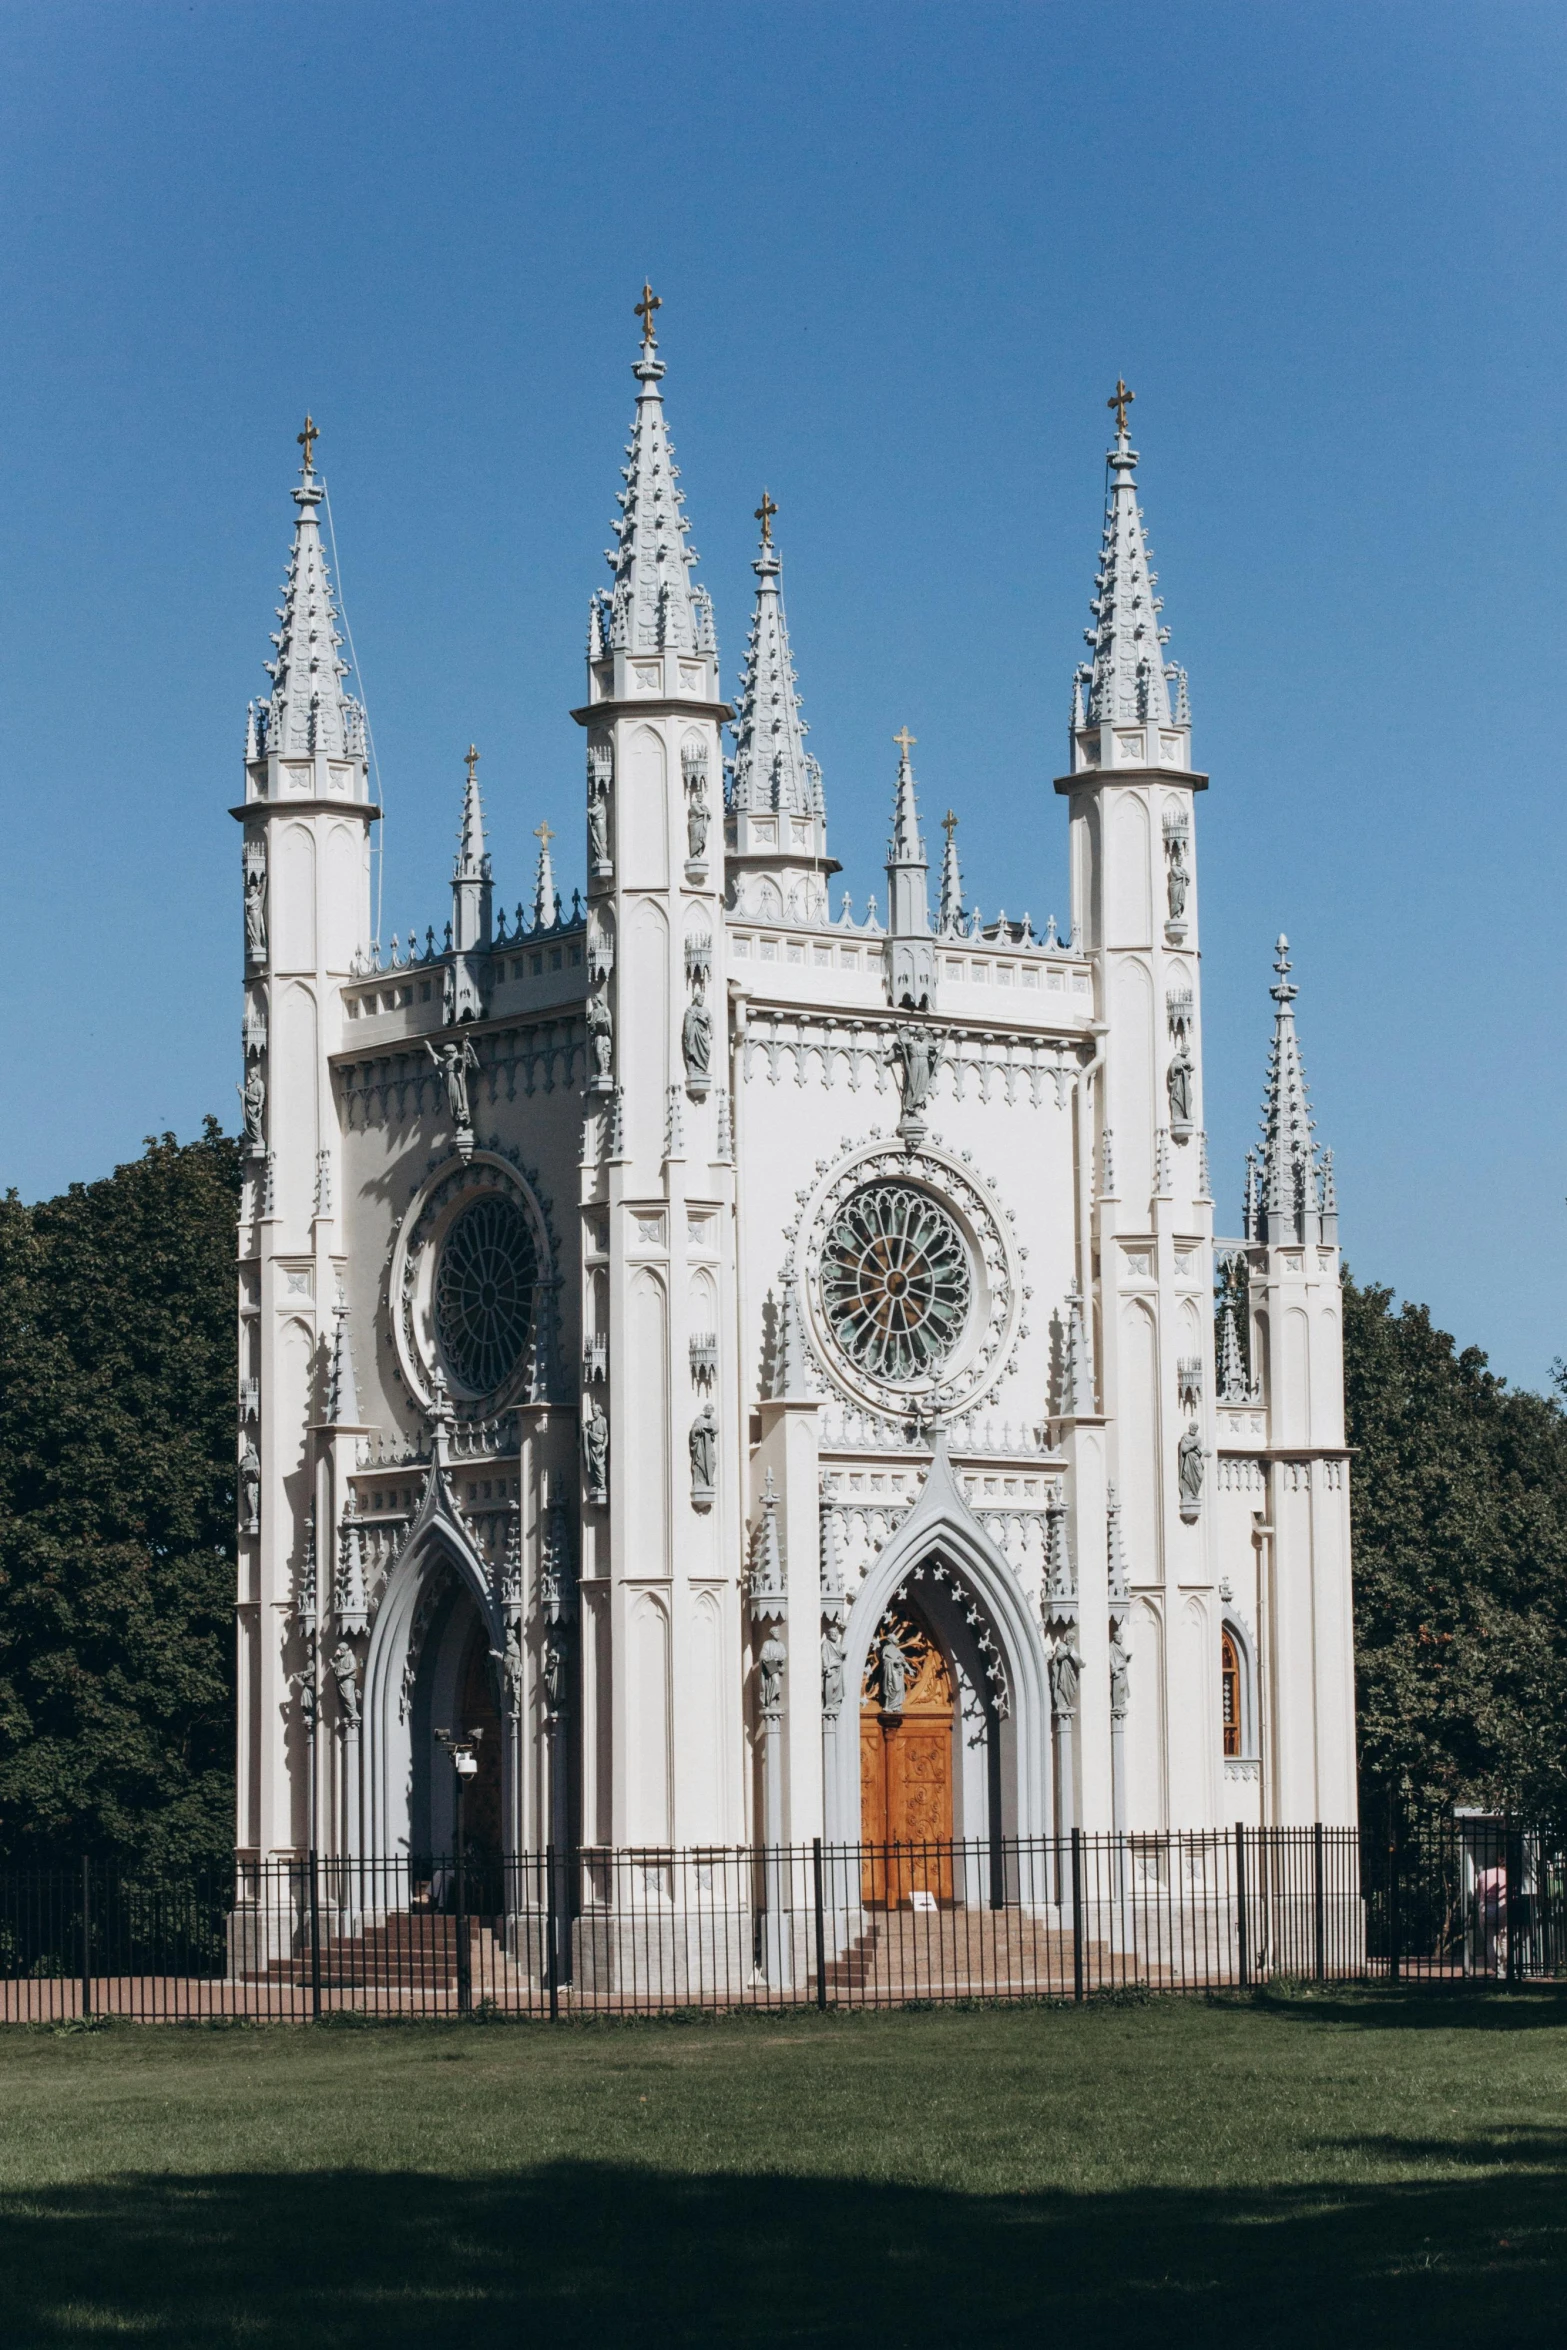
[
  {"xmin": 545, "ymin": 1843, "xmax": 560, "ymax": 2023},
  {"xmin": 307, "ymin": 1850, "xmax": 322, "ymax": 2022},
  {"xmin": 1313, "ymin": 1820, "xmax": 1326, "ymax": 1982},
  {"xmin": 1387, "ymin": 1833, "xmax": 1401, "ymax": 1984},
  {"xmin": 1070, "ymin": 1828, "xmax": 1084, "ymax": 2002},
  {"xmin": 80, "ymin": 1856, "xmax": 92, "ymax": 2024},
  {"xmin": 1235, "ymin": 1823, "xmax": 1249, "ymax": 1990},
  {"xmin": 1505, "ymin": 1819, "xmax": 1521, "ymax": 1985},
  {"xmin": 812, "ymin": 1838, "xmax": 828, "ymax": 2011}
]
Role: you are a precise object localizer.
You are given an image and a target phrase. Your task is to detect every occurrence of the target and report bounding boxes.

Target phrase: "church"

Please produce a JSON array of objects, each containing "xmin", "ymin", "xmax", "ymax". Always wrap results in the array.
[{"xmin": 233, "ymin": 291, "xmax": 1356, "ymax": 1897}]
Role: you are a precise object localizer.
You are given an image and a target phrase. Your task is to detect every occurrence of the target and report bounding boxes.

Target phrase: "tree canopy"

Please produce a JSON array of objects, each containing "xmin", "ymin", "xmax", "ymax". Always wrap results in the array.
[{"xmin": 0, "ymin": 1124, "xmax": 238, "ymax": 1870}]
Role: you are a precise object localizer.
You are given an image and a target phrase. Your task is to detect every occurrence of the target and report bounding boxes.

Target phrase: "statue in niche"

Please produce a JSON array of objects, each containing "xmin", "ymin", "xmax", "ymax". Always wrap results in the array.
[
  {"xmin": 329, "ymin": 1639, "xmax": 361, "ymax": 1729},
  {"xmin": 427, "ymin": 1034, "xmax": 479, "ymax": 1133},
  {"xmin": 1178, "ymin": 1423, "xmax": 1206, "ymax": 1513},
  {"xmin": 1049, "ymin": 1637, "xmax": 1082, "ymax": 1719},
  {"xmin": 892, "ymin": 1023, "xmax": 938, "ymax": 1122},
  {"xmin": 581, "ymin": 1395, "xmax": 610, "ymax": 1504},
  {"xmin": 239, "ymin": 1435, "xmax": 261, "ymax": 1535},
  {"xmin": 240, "ymin": 1064, "xmax": 266, "ymax": 1156},
  {"xmin": 586, "ymin": 984, "xmax": 614, "ymax": 1084},
  {"xmin": 1166, "ymin": 835, "xmax": 1188, "ymax": 924},
  {"xmin": 490, "ymin": 1622, "xmax": 523, "ymax": 1717},
  {"xmin": 821, "ymin": 1621, "xmax": 846, "ymax": 1718},
  {"xmin": 1108, "ymin": 1631, "xmax": 1131, "ymax": 1721},
  {"xmin": 244, "ymin": 861, "xmax": 268, "ymax": 961},
  {"xmin": 542, "ymin": 1626, "xmax": 567, "ymax": 1722},
  {"xmin": 588, "ymin": 789, "xmax": 610, "ymax": 870},
  {"xmin": 1167, "ymin": 1045, "xmax": 1194, "ymax": 1128},
  {"xmin": 758, "ymin": 1628, "xmax": 787, "ymax": 1716},
  {"xmin": 878, "ymin": 1632, "xmax": 908, "ymax": 1715},
  {"xmin": 688, "ymin": 1402, "xmax": 718, "ymax": 1498},
  {"xmin": 682, "ymin": 984, "xmax": 713, "ymax": 1087},
  {"xmin": 686, "ymin": 761, "xmax": 710, "ymax": 864}
]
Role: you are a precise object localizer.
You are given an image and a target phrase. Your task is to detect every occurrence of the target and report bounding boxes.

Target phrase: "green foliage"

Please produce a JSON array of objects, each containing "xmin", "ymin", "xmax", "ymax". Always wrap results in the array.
[
  {"xmin": 0, "ymin": 1123, "xmax": 239, "ymax": 1869},
  {"xmin": 1345, "ymin": 1271, "xmax": 1567, "ymax": 1817}
]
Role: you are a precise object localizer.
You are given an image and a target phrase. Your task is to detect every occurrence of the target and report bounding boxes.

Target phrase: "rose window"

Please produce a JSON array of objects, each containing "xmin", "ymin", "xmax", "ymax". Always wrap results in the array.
[
  {"xmin": 820, "ymin": 1182, "xmax": 971, "ymax": 1387},
  {"xmin": 433, "ymin": 1195, "xmax": 537, "ymax": 1397}
]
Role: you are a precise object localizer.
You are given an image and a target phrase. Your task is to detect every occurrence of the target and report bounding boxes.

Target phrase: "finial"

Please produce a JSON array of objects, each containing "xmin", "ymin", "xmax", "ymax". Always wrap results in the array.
[
  {"xmin": 534, "ymin": 819, "xmax": 554, "ymax": 847},
  {"xmin": 464, "ymin": 743, "xmax": 479, "ymax": 785},
  {"xmin": 297, "ymin": 414, "xmax": 320, "ymax": 476},
  {"xmin": 893, "ymin": 726, "xmax": 917, "ymax": 762},
  {"xmin": 942, "ymin": 809, "xmax": 958, "ymax": 841},
  {"xmin": 1107, "ymin": 378, "xmax": 1134, "ymax": 436},
  {"xmin": 634, "ymin": 279, "xmax": 661, "ymax": 347},
  {"xmin": 755, "ymin": 487, "xmax": 778, "ymax": 547},
  {"xmin": 1271, "ymin": 932, "xmax": 1297, "ymax": 1004}
]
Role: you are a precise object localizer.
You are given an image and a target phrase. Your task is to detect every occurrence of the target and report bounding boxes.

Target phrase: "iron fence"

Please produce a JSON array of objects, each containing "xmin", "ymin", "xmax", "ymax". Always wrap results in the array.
[{"xmin": 2, "ymin": 1820, "xmax": 1561, "ymax": 2022}]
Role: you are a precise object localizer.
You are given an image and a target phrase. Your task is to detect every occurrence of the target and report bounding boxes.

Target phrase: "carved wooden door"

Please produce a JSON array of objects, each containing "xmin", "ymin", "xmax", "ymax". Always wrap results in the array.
[{"xmin": 860, "ymin": 1603, "xmax": 954, "ymax": 1904}]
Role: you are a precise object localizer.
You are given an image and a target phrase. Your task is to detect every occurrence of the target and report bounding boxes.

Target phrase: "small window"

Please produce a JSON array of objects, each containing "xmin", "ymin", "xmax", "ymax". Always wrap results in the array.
[
  {"xmin": 419, "ymin": 982, "xmax": 431, "ymax": 1002},
  {"xmin": 532, "ymin": 954, "xmax": 543, "ymax": 976},
  {"xmin": 1222, "ymin": 1629, "xmax": 1241, "ymax": 1757},
  {"xmin": 551, "ymin": 948, "xmax": 562, "ymax": 970}
]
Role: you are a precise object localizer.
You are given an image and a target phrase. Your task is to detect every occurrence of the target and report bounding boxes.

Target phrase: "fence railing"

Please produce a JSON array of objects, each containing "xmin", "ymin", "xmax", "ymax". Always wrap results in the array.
[{"xmin": 2, "ymin": 1821, "xmax": 1561, "ymax": 2022}]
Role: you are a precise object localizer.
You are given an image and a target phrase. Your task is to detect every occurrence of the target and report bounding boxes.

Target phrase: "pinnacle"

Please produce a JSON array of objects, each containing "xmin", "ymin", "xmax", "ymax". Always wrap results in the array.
[
  {"xmin": 729, "ymin": 514, "xmax": 821, "ymax": 820},
  {"xmin": 1255, "ymin": 934, "xmax": 1328, "ymax": 1245},
  {"xmin": 600, "ymin": 296, "xmax": 705, "ymax": 658},
  {"xmin": 256, "ymin": 435, "xmax": 365, "ymax": 763},
  {"xmin": 1078, "ymin": 393, "xmax": 1177, "ymax": 734}
]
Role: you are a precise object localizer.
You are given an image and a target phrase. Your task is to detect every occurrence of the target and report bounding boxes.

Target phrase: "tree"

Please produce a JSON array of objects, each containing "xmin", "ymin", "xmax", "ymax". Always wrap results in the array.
[
  {"xmin": 0, "ymin": 1123, "xmax": 238, "ymax": 1870},
  {"xmin": 1345, "ymin": 1271, "xmax": 1567, "ymax": 1817}
]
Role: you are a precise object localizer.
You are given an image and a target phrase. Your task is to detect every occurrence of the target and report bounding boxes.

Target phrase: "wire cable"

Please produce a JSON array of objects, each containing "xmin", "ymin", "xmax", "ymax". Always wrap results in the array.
[{"xmin": 323, "ymin": 480, "xmax": 386, "ymax": 955}]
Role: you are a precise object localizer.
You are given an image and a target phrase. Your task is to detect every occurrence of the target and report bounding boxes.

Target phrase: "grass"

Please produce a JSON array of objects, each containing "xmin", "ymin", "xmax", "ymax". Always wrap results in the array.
[{"xmin": 0, "ymin": 1987, "xmax": 1563, "ymax": 2344}]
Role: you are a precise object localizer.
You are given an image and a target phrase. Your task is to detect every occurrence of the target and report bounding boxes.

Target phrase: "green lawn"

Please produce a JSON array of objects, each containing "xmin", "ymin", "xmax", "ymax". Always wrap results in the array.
[{"xmin": 0, "ymin": 1989, "xmax": 1563, "ymax": 2345}]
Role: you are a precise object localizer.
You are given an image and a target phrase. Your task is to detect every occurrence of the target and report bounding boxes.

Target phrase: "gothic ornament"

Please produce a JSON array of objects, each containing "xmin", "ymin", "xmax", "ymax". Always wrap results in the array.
[
  {"xmin": 390, "ymin": 1153, "xmax": 555, "ymax": 1417},
  {"xmin": 581, "ymin": 1395, "xmax": 609, "ymax": 1505},
  {"xmin": 586, "ymin": 982, "xmax": 614, "ymax": 1095},
  {"xmin": 1178, "ymin": 1422, "xmax": 1206, "ymax": 1521},
  {"xmin": 821, "ymin": 1182, "xmax": 970, "ymax": 1388},
  {"xmin": 682, "ymin": 982, "xmax": 713, "ymax": 1093},
  {"xmin": 427, "ymin": 1034, "xmax": 480, "ymax": 1158},
  {"xmin": 688, "ymin": 1402, "xmax": 717, "ymax": 1508}
]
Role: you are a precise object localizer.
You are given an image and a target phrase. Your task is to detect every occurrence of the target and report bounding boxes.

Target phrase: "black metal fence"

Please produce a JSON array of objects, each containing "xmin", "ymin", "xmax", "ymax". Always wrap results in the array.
[{"xmin": 2, "ymin": 1819, "xmax": 1561, "ymax": 2022}]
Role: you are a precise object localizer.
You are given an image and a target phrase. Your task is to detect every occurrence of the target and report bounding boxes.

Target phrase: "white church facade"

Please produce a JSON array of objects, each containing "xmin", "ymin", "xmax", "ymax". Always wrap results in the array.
[{"xmin": 233, "ymin": 301, "xmax": 1356, "ymax": 1890}]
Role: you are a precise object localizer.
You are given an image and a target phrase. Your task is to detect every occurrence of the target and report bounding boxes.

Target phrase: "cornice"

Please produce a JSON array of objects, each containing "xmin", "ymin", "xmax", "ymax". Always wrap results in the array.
[
  {"xmin": 231, "ymin": 798, "xmax": 381, "ymax": 823},
  {"xmin": 571, "ymin": 697, "xmax": 734, "ymax": 728},
  {"xmin": 1052, "ymin": 766, "xmax": 1208, "ymax": 796}
]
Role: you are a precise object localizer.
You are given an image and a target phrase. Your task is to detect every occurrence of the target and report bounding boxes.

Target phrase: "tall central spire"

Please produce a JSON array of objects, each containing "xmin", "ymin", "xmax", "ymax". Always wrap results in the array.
[
  {"xmin": 1068, "ymin": 387, "xmax": 1190, "ymax": 773},
  {"xmin": 592, "ymin": 286, "xmax": 713, "ymax": 660},
  {"xmin": 251, "ymin": 421, "xmax": 366, "ymax": 766}
]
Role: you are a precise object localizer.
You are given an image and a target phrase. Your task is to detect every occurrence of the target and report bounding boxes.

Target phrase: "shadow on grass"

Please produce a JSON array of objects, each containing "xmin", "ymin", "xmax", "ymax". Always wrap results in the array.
[
  {"xmin": 1, "ymin": 2140, "xmax": 1564, "ymax": 2348},
  {"xmin": 1242, "ymin": 1984, "xmax": 1567, "ymax": 2032}
]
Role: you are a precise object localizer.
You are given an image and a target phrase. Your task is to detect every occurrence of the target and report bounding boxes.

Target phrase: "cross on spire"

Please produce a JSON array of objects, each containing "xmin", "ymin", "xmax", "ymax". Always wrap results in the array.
[
  {"xmin": 1107, "ymin": 378, "xmax": 1134, "ymax": 435},
  {"xmin": 755, "ymin": 488, "xmax": 778, "ymax": 547},
  {"xmin": 534, "ymin": 819, "xmax": 554, "ymax": 847},
  {"xmin": 942, "ymin": 809, "xmax": 958, "ymax": 841},
  {"xmin": 634, "ymin": 280, "xmax": 661, "ymax": 346},
  {"xmin": 297, "ymin": 413, "xmax": 320, "ymax": 476},
  {"xmin": 893, "ymin": 726, "xmax": 917, "ymax": 761},
  {"xmin": 464, "ymin": 743, "xmax": 479, "ymax": 784}
]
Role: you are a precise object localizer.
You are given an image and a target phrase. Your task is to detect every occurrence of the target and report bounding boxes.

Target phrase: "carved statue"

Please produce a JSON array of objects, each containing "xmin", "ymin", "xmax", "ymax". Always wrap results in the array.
[
  {"xmin": 427, "ymin": 1035, "xmax": 479, "ymax": 1132},
  {"xmin": 582, "ymin": 1395, "xmax": 610, "ymax": 1503},
  {"xmin": 1049, "ymin": 1638, "xmax": 1082, "ymax": 1719},
  {"xmin": 1167, "ymin": 1046, "xmax": 1194, "ymax": 1128},
  {"xmin": 879, "ymin": 1632, "xmax": 908, "ymax": 1715},
  {"xmin": 239, "ymin": 1436, "xmax": 261, "ymax": 1535},
  {"xmin": 586, "ymin": 985, "xmax": 614, "ymax": 1083},
  {"xmin": 1178, "ymin": 1422, "xmax": 1206, "ymax": 1508},
  {"xmin": 1108, "ymin": 1631, "xmax": 1131, "ymax": 1721},
  {"xmin": 892, "ymin": 1023, "xmax": 938, "ymax": 1119},
  {"xmin": 542, "ymin": 1626, "xmax": 567, "ymax": 1721},
  {"xmin": 682, "ymin": 986, "xmax": 713, "ymax": 1084},
  {"xmin": 244, "ymin": 862, "xmax": 268, "ymax": 961},
  {"xmin": 329, "ymin": 1639, "xmax": 361, "ymax": 1729},
  {"xmin": 686, "ymin": 761, "xmax": 710, "ymax": 862},
  {"xmin": 1166, "ymin": 837, "xmax": 1188, "ymax": 923},
  {"xmin": 588, "ymin": 790, "xmax": 610, "ymax": 869},
  {"xmin": 502, "ymin": 1622, "xmax": 525, "ymax": 1716},
  {"xmin": 688, "ymin": 1401, "xmax": 718, "ymax": 1496},
  {"xmin": 758, "ymin": 1628, "xmax": 787, "ymax": 1715},
  {"xmin": 821, "ymin": 1620, "xmax": 846, "ymax": 1717},
  {"xmin": 240, "ymin": 1064, "xmax": 266, "ymax": 1156}
]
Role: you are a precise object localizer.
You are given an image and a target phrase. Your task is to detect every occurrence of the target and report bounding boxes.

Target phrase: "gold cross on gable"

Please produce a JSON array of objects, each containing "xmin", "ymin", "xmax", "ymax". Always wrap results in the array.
[
  {"xmin": 634, "ymin": 280, "xmax": 661, "ymax": 344},
  {"xmin": 1108, "ymin": 378, "xmax": 1134, "ymax": 435},
  {"xmin": 534, "ymin": 820, "xmax": 554, "ymax": 847},
  {"xmin": 297, "ymin": 414, "xmax": 320, "ymax": 474},
  {"xmin": 755, "ymin": 488, "xmax": 778, "ymax": 546},
  {"xmin": 942, "ymin": 809, "xmax": 958, "ymax": 841},
  {"xmin": 893, "ymin": 726, "xmax": 917, "ymax": 760},
  {"xmin": 464, "ymin": 744, "xmax": 479, "ymax": 783}
]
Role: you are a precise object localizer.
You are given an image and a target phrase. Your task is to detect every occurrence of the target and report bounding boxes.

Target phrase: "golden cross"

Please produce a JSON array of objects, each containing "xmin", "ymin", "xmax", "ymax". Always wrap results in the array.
[
  {"xmin": 893, "ymin": 726, "xmax": 917, "ymax": 760},
  {"xmin": 634, "ymin": 280, "xmax": 662, "ymax": 344},
  {"xmin": 755, "ymin": 488, "xmax": 778, "ymax": 546},
  {"xmin": 1108, "ymin": 378, "xmax": 1134, "ymax": 435},
  {"xmin": 942, "ymin": 809, "xmax": 958, "ymax": 842},
  {"xmin": 297, "ymin": 414, "xmax": 320, "ymax": 474},
  {"xmin": 534, "ymin": 819, "xmax": 554, "ymax": 847},
  {"xmin": 464, "ymin": 744, "xmax": 479, "ymax": 783}
]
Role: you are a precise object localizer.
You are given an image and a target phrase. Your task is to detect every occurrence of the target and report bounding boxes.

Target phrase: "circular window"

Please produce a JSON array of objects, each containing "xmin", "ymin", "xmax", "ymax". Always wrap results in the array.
[
  {"xmin": 820, "ymin": 1181, "xmax": 971, "ymax": 1388},
  {"xmin": 433, "ymin": 1196, "xmax": 537, "ymax": 1396}
]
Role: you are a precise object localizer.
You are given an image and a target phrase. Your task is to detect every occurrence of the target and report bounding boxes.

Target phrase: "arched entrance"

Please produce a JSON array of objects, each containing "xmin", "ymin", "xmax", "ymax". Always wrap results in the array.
[
  {"xmin": 409, "ymin": 1573, "xmax": 503, "ymax": 1866},
  {"xmin": 860, "ymin": 1598, "xmax": 954, "ymax": 1904}
]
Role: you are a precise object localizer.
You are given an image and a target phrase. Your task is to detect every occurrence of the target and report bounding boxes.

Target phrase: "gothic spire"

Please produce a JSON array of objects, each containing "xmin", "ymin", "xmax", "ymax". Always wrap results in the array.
[
  {"xmin": 532, "ymin": 820, "xmax": 558, "ymax": 930},
  {"xmin": 327, "ymin": 1302, "xmax": 361, "ymax": 1426},
  {"xmin": 936, "ymin": 810, "xmax": 965, "ymax": 937},
  {"xmin": 729, "ymin": 502, "xmax": 821, "ymax": 820},
  {"xmin": 254, "ymin": 418, "xmax": 365, "ymax": 763},
  {"xmin": 885, "ymin": 727, "xmax": 935, "ymax": 1008},
  {"xmin": 450, "ymin": 745, "xmax": 492, "ymax": 957},
  {"xmin": 592, "ymin": 284, "xmax": 708, "ymax": 658},
  {"xmin": 1255, "ymin": 934, "xmax": 1329, "ymax": 1245},
  {"xmin": 1069, "ymin": 384, "xmax": 1190, "ymax": 772}
]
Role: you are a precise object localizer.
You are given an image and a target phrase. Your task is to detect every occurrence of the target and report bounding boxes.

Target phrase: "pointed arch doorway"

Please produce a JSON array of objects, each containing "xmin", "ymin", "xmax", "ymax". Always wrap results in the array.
[{"xmin": 860, "ymin": 1598, "xmax": 954, "ymax": 1904}]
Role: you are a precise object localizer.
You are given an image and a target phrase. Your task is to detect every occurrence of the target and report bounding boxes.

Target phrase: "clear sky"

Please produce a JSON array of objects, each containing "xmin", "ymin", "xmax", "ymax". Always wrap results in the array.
[{"xmin": 0, "ymin": 1, "xmax": 1561, "ymax": 1389}]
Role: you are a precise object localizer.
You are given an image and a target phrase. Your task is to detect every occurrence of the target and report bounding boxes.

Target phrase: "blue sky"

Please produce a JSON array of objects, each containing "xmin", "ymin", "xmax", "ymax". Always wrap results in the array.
[{"xmin": 0, "ymin": 1, "xmax": 1561, "ymax": 1387}]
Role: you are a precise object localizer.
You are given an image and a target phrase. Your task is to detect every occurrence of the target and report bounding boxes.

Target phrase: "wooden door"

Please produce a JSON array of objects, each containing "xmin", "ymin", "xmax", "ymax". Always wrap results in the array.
[{"xmin": 860, "ymin": 1604, "xmax": 954, "ymax": 1904}]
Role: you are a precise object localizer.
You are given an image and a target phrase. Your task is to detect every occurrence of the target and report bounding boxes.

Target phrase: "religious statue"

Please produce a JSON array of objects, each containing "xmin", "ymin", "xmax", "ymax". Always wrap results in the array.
[
  {"xmin": 682, "ymin": 985, "xmax": 713, "ymax": 1087},
  {"xmin": 295, "ymin": 1673, "xmax": 318, "ymax": 1735},
  {"xmin": 892, "ymin": 1023, "xmax": 938, "ymax": 1123},
  {"xmin": 329, "ymin": 1639, "xmax": 360, "ymax": 1729},
  {"xmin": 685, "ymin": 758, "xmax": 710, "ymax": 864},
  {"xmin": 542, "ymin": 1625, "xmax": 567, "ymax": 1722},
  {"xmin": 582, "ymin": 1395, "xmax": 610, "ymax": 1504},
  {"xmin": 244, "ymin": 861, "xmax": 267, "ymax": 962},
  {"xmin": 821, "ymin": 1620, "xmax": 846, "ymax": 1718},
  {"xmin": 1167, "ymin": 1045, "xmax": 1194, "ymax": 1128},
  {"xmin": 239, "ymin": 1435, "xmax": 261, "ymax": 1535},
  {"xmin": 501, "ymin": 1623, "xmax": 525, "ymax": 1717},
  {"xmin": 758, "ymin": 1628, "xmax": 787, "ymax": 1716},
  {"xmin": 588, "ymin": 786, "xmax": 609, "ymax": 870},
  {"xmin": 586, "ymin": 984, "xmax": 614, "ymax": 1085},
  {"xmin": 1166, "ymin": 835, "xmax": 1188, "ymax": 924},
  {"xmin": 1108, "ymin": 1631, "xmax": 1131, "ymax": 1721},
  {"xmin": 688, "ymin": 1401, "xmax": 718, "ymax": 1499},
  {"xmin": 1049, "ymin": 1637, "xmax": 1082, "ymax": 1719},
  {"xmin": 1178, "ymin": 1422, "xmax": 1206, "ymax": 1514},
  {"xmin": 427, "ymin": 1034, "xmax": 479, "ymax": 1133},
  {"xmin": 240, "ymin": 1064, "xmax": 266, "ymax": 1157},
  {"xmin": 879, "ymin": 1632, "xmax": 908, "ymax": 1715}
]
